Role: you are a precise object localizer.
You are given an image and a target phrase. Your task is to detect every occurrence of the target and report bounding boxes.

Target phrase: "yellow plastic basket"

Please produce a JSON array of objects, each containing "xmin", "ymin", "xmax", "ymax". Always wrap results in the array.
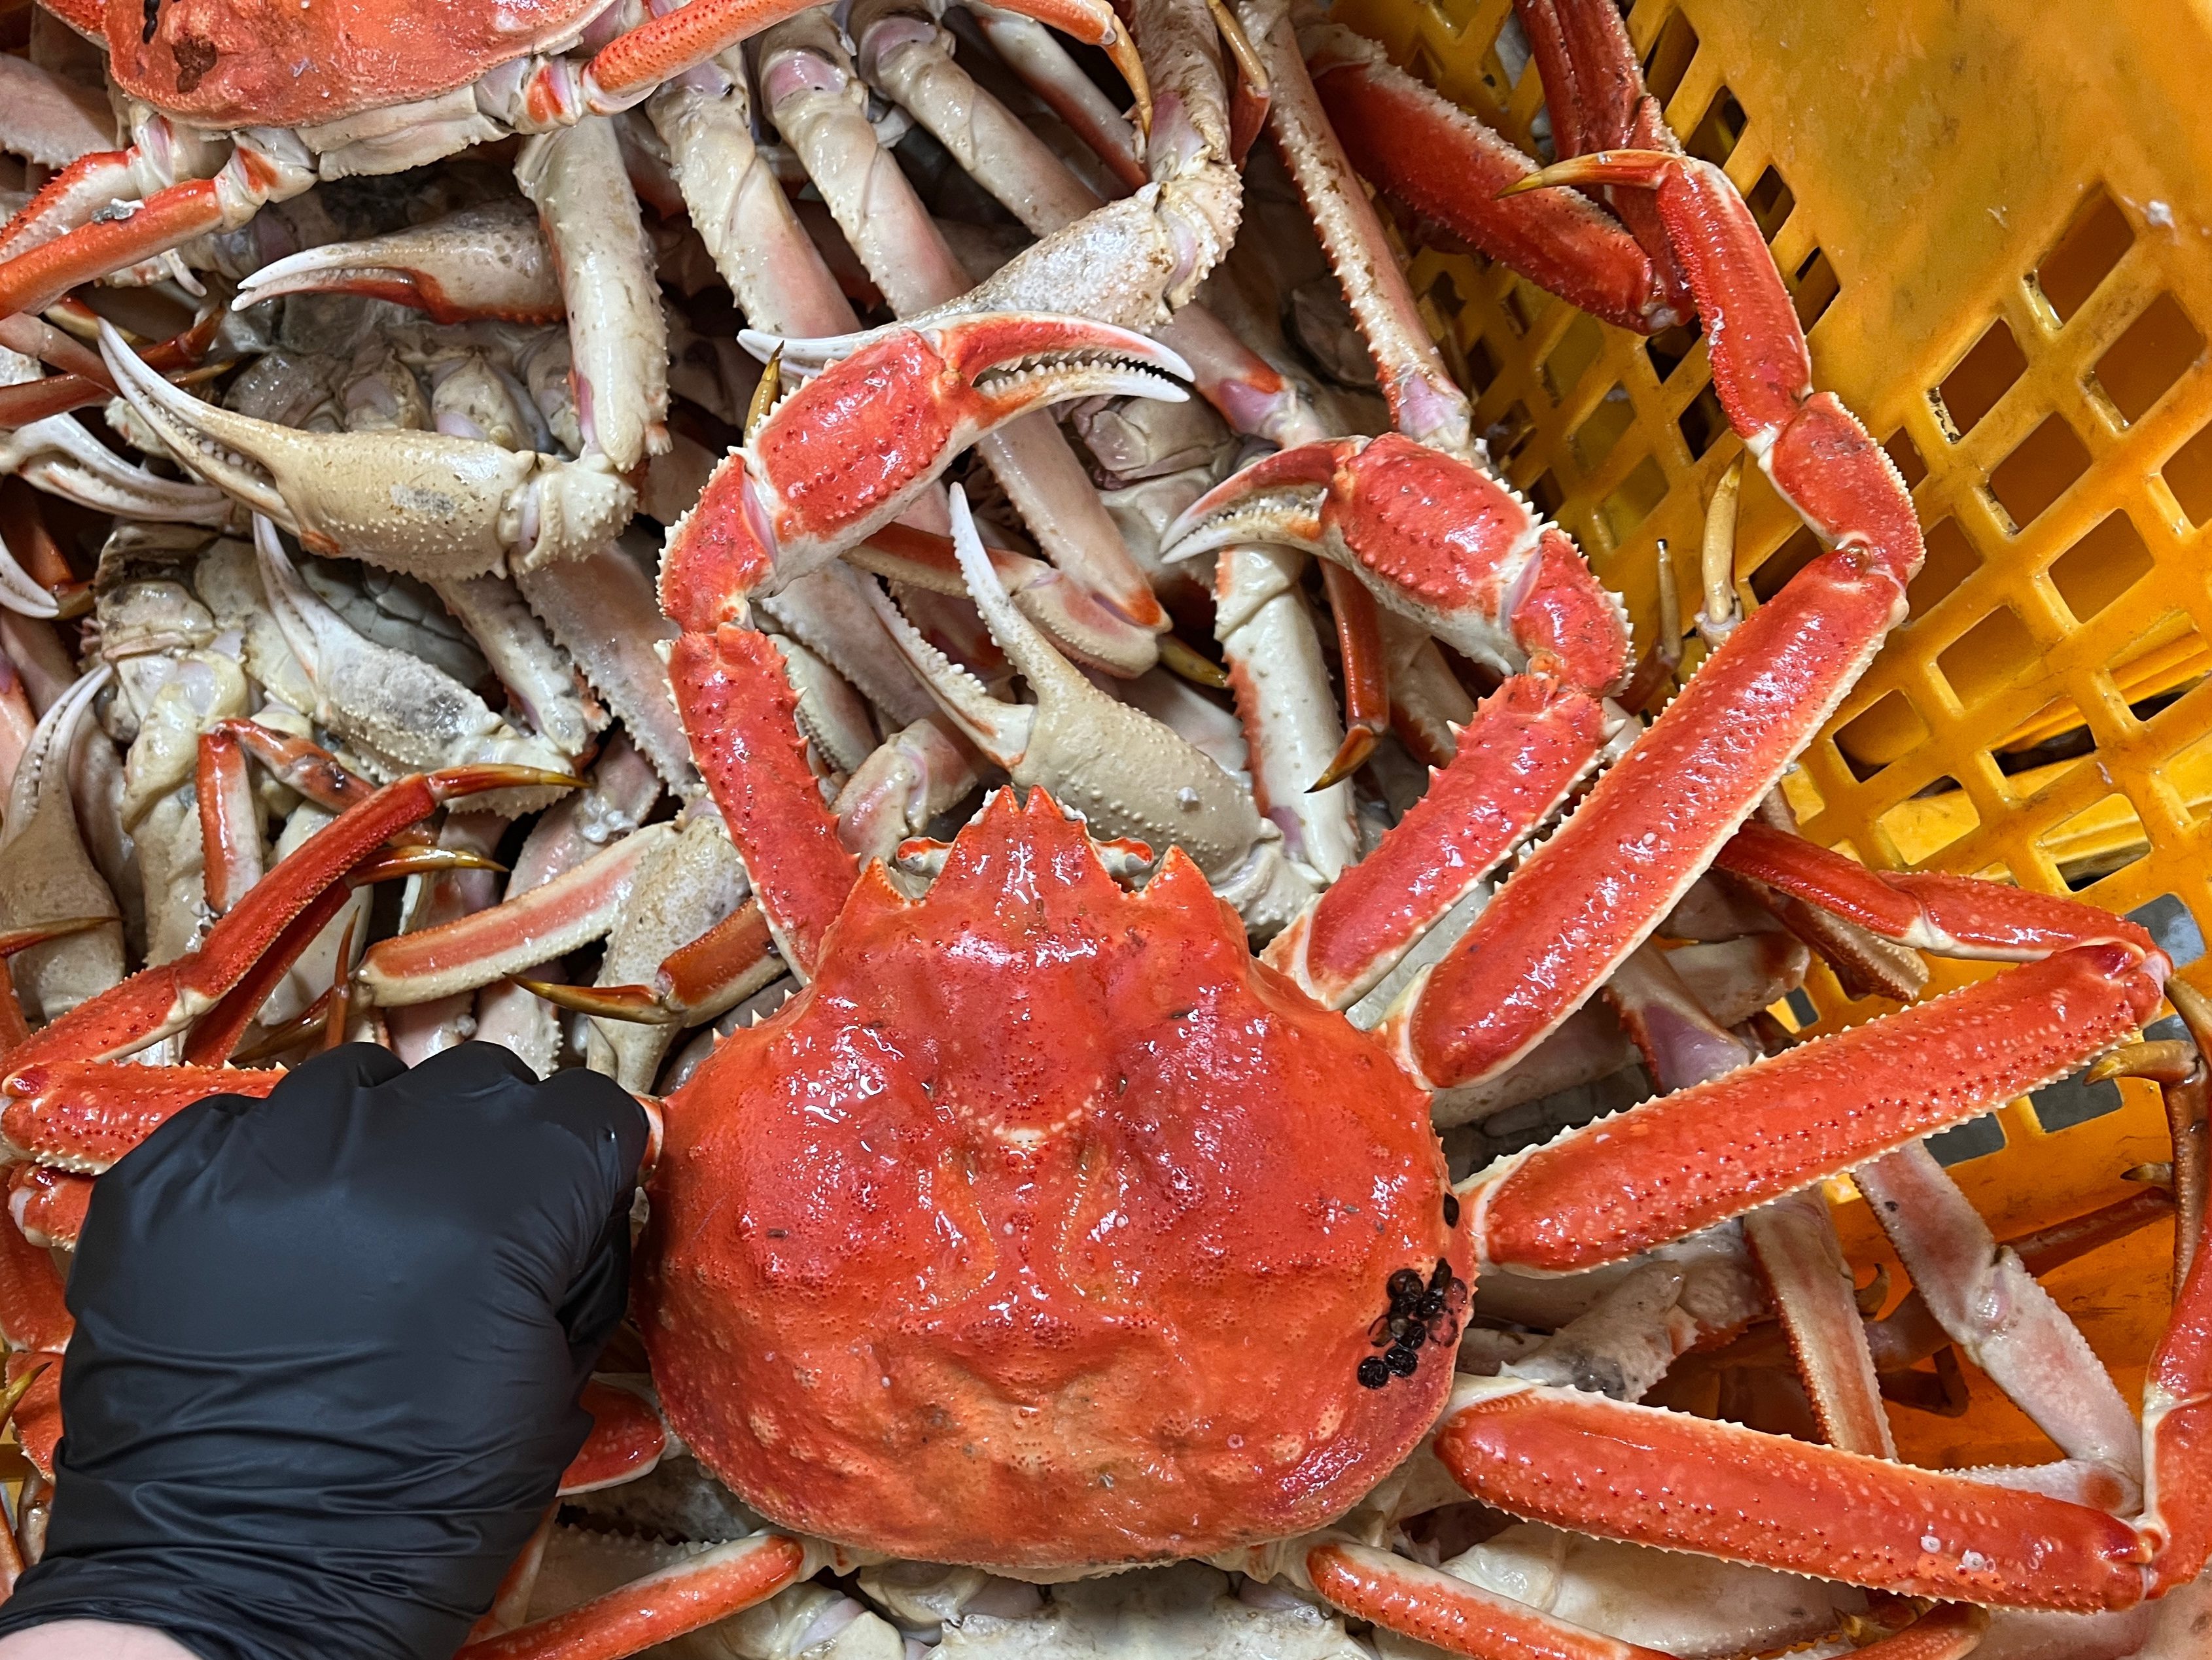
[{"xmin": 1329, "ymin": 0, "xmax": 2212, "ymax": 1466}]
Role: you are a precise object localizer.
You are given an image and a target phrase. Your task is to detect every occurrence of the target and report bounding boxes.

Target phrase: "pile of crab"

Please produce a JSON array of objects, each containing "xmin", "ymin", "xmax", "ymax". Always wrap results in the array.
[{"xmin": 0, "ymin": 0, "xmax": 2200, "ymax": 1655}]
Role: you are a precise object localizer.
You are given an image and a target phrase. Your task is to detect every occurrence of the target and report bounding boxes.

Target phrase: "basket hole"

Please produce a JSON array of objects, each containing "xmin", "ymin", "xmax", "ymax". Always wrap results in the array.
[
  {"xmin": 1744, "ymin": 167, "xmax": 1795, "ymax": 241},
  {"xmin": 1685, "ymin": 86, "xmax": 1746, "ymax": 167},
  {"xmin": 2161, "ymin": 421, "xmax": 2212, "ymax": 526},
  {"xmin": 1487, "ymin": 399, "xmax": 1536, "ymax": 464},
  {"xmin": 2089, "ymin": 292, "xmax": 2204, "ymax": 425},
  {"xmin": 2031, "ymin": 1070, "xmax": 2123, "ymax": 1133},
  {"xmin": 1780, "ymin": 986, "xmax": 1819, "ymax": 1029},
  {"xmin": 1904, "ymin": 517, "xmax": 1980, "ymax": 623},
  {"xmin": 1541, "ymin": 313, "xmax": 1606, "ymax": 404},
  {"xmin": 1931, "ymin": 318, "xmax": 2026, "ymax": 440},
  {"xmin": 2175, "ymin": 729, "xmax": 2212, "ymax": 826},
  {"xmin": 2128, "ymin": 892, "xmax": 2207, "ymax": 967},
  {"xmin": 1492, "ymin": 9, "xmax": 1533, "ymax": 85},
  {"xmin": 1877, "ymin": 775, "xmax": 1978, "ymax": 864},
  {"xmin": 1937, "ymin": 605, "xmax": 2039, "ymax": 709},
  {"xmin": 1748, "ymin": 524, "xmax": 1822, "ymax": 602},
  {"xmin": 2047, "ymin": 510, "xmax": 2153, "ymax": 623},
  {"xmin": 2044, "ymin": 792, "xmax": 2149, "ymax": 890},
  {"xmin": 2032, "ymin": 187, "xmax": 2133, "ymax": 326},
  {"xmin": 1928, "ymin": 1113, "xmax": 2005, "ymax": 1167},
  {"xmin": 2111, "ymin": 615, "xmax": 2212, "ymax": 717},
  {"xmin": 1464, "ymin": 333, "xmax": 1502, "ymax": 397},
  {"xmin": 1640, "ymin": 9, "xmax": 1699, "ymax": 105},
  {"xmin": 1643, "ymin": 318, "xmax": 1702, "ymax": 383},
  {"xmin": 1986, "ymin": 414, "xmax": 2091, "ymax": 532},
  {"xmin": 1835, "ymin": 689, "xmax": 1929, "ymax": 781},
  {"xmin": 1791, "ymin": 247, "xmax": 1840, "ymax": 332},
  {"xmin": 1597, "ymin": 454, "xmax": 1668, "ymax": 546},
  {"xmin": 1676, "ymin": 381, "xmax": 1726, "ymax": 460},
  {"xmin": 1884, "ymin": 428, "xmax": 1929, "ymax": 491},
  {"xmin": 1995, "ymin": 695, "xmax": 2093, "ymax": 774},
  {"xmin": 1571, "ymin": 384, "xmax": 1635, "ymax": 472},
  {"xmin": 1528, "ymin": 469, "xmax": 1566, "ymax": 518},
  {"xmin": 1500, "ymin": 279, "xmax": 1539, "ymax": 339}
]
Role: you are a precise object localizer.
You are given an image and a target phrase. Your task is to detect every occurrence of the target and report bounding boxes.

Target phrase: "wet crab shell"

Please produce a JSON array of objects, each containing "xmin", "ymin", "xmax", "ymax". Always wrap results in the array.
[
  {"xmin": 76, "ymin": 0, "xmax": 604, "ymax": 128},
  {"xmin": 641, "ymin": 790, "xmax": 1468, "ymax": 1571}
]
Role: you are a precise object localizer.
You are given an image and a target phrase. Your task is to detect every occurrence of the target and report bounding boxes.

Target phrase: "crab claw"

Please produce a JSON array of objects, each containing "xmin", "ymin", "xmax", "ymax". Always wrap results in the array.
[
  {"xmin": 868, "ymin": 487, "xmax": 1265, "ymax": 880},
  {"xmin": 99, "ymin": 322, "xmax": 635, "ymax": 581},
  {"xmin": 853, "ymin": 521, "xmax": 1159, "ymax": 678},
  {"xmin": 1163, "ymin": 432, "xmax": 1631, "ymax": 696},
  {"xmin": 232, "ymin": 200, "xmax": 563, "ymax": 326},
  {"xmin": 661, "ymin": 315, "xmax": 1189, "ymax": 632},
  {"xmin": 0, "ymin": 412, "xmax": 232, "ymax": 529}
]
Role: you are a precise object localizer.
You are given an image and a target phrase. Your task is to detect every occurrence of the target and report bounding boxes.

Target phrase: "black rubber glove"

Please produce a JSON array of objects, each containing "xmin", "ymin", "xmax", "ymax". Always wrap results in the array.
[{"xmin": 0, "ymin": 1043, "xmax": 648, "ymax": 1660}]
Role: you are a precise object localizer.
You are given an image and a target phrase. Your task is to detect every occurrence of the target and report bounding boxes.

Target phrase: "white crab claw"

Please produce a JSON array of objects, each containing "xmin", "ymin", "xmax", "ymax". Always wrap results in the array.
[
  {"xmin": 232, "ymin": 199, "xmax": 563, "ymax": 324},
  {"xmin": 871, "ymin": 487, "xmax": 1264, "ymax": 879},
  {"xmin": 0, "ymin": 413, "xmax": 232, "ymax": 527},
  {"xmin": 100, "ymin": 322, "xmax": 635, "ymax": 581}
]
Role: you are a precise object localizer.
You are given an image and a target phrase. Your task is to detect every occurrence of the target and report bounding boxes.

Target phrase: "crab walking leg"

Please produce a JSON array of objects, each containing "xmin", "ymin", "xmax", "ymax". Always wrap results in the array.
[
  {"xmin": 452, "ymin": 1532, "xmax": 813, "ymax": 1660},
  {"xmin": 1716, "ymin": 819, "xmax": 2150, "ymax": 962},
  {"xmin": 4, "ymin": 765, "xmax": 578, "ymax": 1075},
  {"xmin": 0, "ymin": 127, "xmax": 314, "ymax": 319},
  {"xmin": 1469, "ymin": 939, "xmax": 2166, "ymax": 1276},
  {"xmin": 645, "ymin": 52, "xmax": 861, "ymax": 340},
  {"xmin": 357, "ymin": 825, "xmax": 677, "ymax": 1006},
  {"xmin": 1857, "ymin": 1143, "xmax": 2145, "ymax": 1490},
  {"xmin": 757, "ymin": 17, "xmax": 1166, "ymax": 645},
  {"xmin": 1596, "ymin": 944, "xmax": 1895, "ymax": 1457},
  {"xmin": 1300, "ymin": 28, "xmax": 1675, "ymax": 334},
  {"xmin": 514, "ymin": 117, "xmax": 670, "ymax": 473},
  {"xmin": 0, "ymin": 666, "xmax": 124, "ymax": 1026},
  {"xmin": 968, "ymin": 2, "xmax": 1149, "ymax": 192},
  {"xmin": 231, "ymin": 199, "xmax": 565, "ymax": 324},
  {"xmin": 196, "ymin": 727, "xmax": 265, "ymax": 916},
  {"xmin": 1296, "ymin": 1537, "xmax": 1990, "ymax": 1659}
]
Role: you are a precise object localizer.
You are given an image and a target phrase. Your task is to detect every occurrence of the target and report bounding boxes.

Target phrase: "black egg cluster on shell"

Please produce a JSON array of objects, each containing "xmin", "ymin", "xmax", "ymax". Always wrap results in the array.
[{"xmin": 1356, "ymin": 1259, "xmax": 1464, "ymax": 1390}]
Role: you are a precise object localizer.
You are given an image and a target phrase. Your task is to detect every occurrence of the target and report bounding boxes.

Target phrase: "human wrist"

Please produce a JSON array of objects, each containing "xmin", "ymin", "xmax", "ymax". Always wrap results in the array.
[{"xmin": 0, "ymin": 1620, "xmax": 200, "ymax": 1660}]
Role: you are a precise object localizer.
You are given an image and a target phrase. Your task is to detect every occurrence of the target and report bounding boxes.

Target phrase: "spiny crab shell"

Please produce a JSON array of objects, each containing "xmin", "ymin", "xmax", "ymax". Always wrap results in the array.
[{"xmin": 642, "ymin": 789, "xmax": 1468, "ymax": 1570}]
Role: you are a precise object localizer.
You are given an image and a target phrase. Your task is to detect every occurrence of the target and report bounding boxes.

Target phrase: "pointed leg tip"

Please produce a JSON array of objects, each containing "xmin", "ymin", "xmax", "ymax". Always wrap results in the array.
[
  {"xmin": 428, "ymin": 765, "xmax": 586, "ymax": 800},
  {"xmin": 1159, "ymin": 635, "xmax": 1229, "ymax": 688},
  {"xmin": 1308, "ymin": 726, "xmax": 1381, "ymax": 793},
  {"xmin": 512, "ymin": 977, "xmax": 681, "ymax": 1025}
]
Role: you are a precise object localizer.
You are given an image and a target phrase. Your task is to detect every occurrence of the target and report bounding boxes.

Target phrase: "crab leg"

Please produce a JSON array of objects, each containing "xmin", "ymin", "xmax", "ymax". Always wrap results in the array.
[
  {"xmin": 0, "ymin": 128, "xmax": 313, "ymax": 319},
  {"xmin": 230, "ymin": 199, "xmax": 564, "ymax": 324},
  {"xmin": 451, "ymin": 1532, "xmax": 812, "ymax": 1660},
  {"xmin": 5, "ymin": 765, "xmax": 574, "ymax": 1078},
  {"xmin": 757, "ymin": 16, "xmax": 1166, "ymax": 652},
  {"xmin": 99, "ymin": 326, "xmax": 635, "ymax": 579},
  {"xmin": 514, "ymin": 117, "xmax": 670, "ymax": 472},
  {"xmin": 663, "ymin": 312, "xmax": 1185, "ymax": 968},
  {"xmin": 1856, "ymin": 1142, "xmax": 2143, "ymax": 1489},
  {"xmin": 968, "ymin": 2, "xmax": 1149, "ymax": 192},
  {"xmin": 645, "ymin": 51, "xmax": 860, "ymax": 341},
  {"xmin": 359, "ymin": 825, "xmax": 676, "ymax": 1007},
  {"xmin": 1304, "ymin": 1535, "xmax": 1991, "ymax": 1659}
]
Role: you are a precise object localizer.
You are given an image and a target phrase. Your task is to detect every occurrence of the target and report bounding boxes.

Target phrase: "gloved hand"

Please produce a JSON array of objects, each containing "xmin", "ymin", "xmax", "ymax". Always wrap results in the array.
[{"xmin": 0, "ymin": 1043, "xmax": 648, "ymax": 1660}]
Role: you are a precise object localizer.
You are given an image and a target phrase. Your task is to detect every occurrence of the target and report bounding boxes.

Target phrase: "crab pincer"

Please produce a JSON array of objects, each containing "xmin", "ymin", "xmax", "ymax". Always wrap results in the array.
[{"xmin": 96, "ymin": 323, "xmax": 635, "ymax": 582}]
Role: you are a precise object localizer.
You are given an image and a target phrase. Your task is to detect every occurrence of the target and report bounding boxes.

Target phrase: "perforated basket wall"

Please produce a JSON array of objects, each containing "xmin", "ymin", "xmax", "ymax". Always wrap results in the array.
[{"xmin": 1329, "ymin": 0, "xmax": 2212, "ymax": 1466}]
